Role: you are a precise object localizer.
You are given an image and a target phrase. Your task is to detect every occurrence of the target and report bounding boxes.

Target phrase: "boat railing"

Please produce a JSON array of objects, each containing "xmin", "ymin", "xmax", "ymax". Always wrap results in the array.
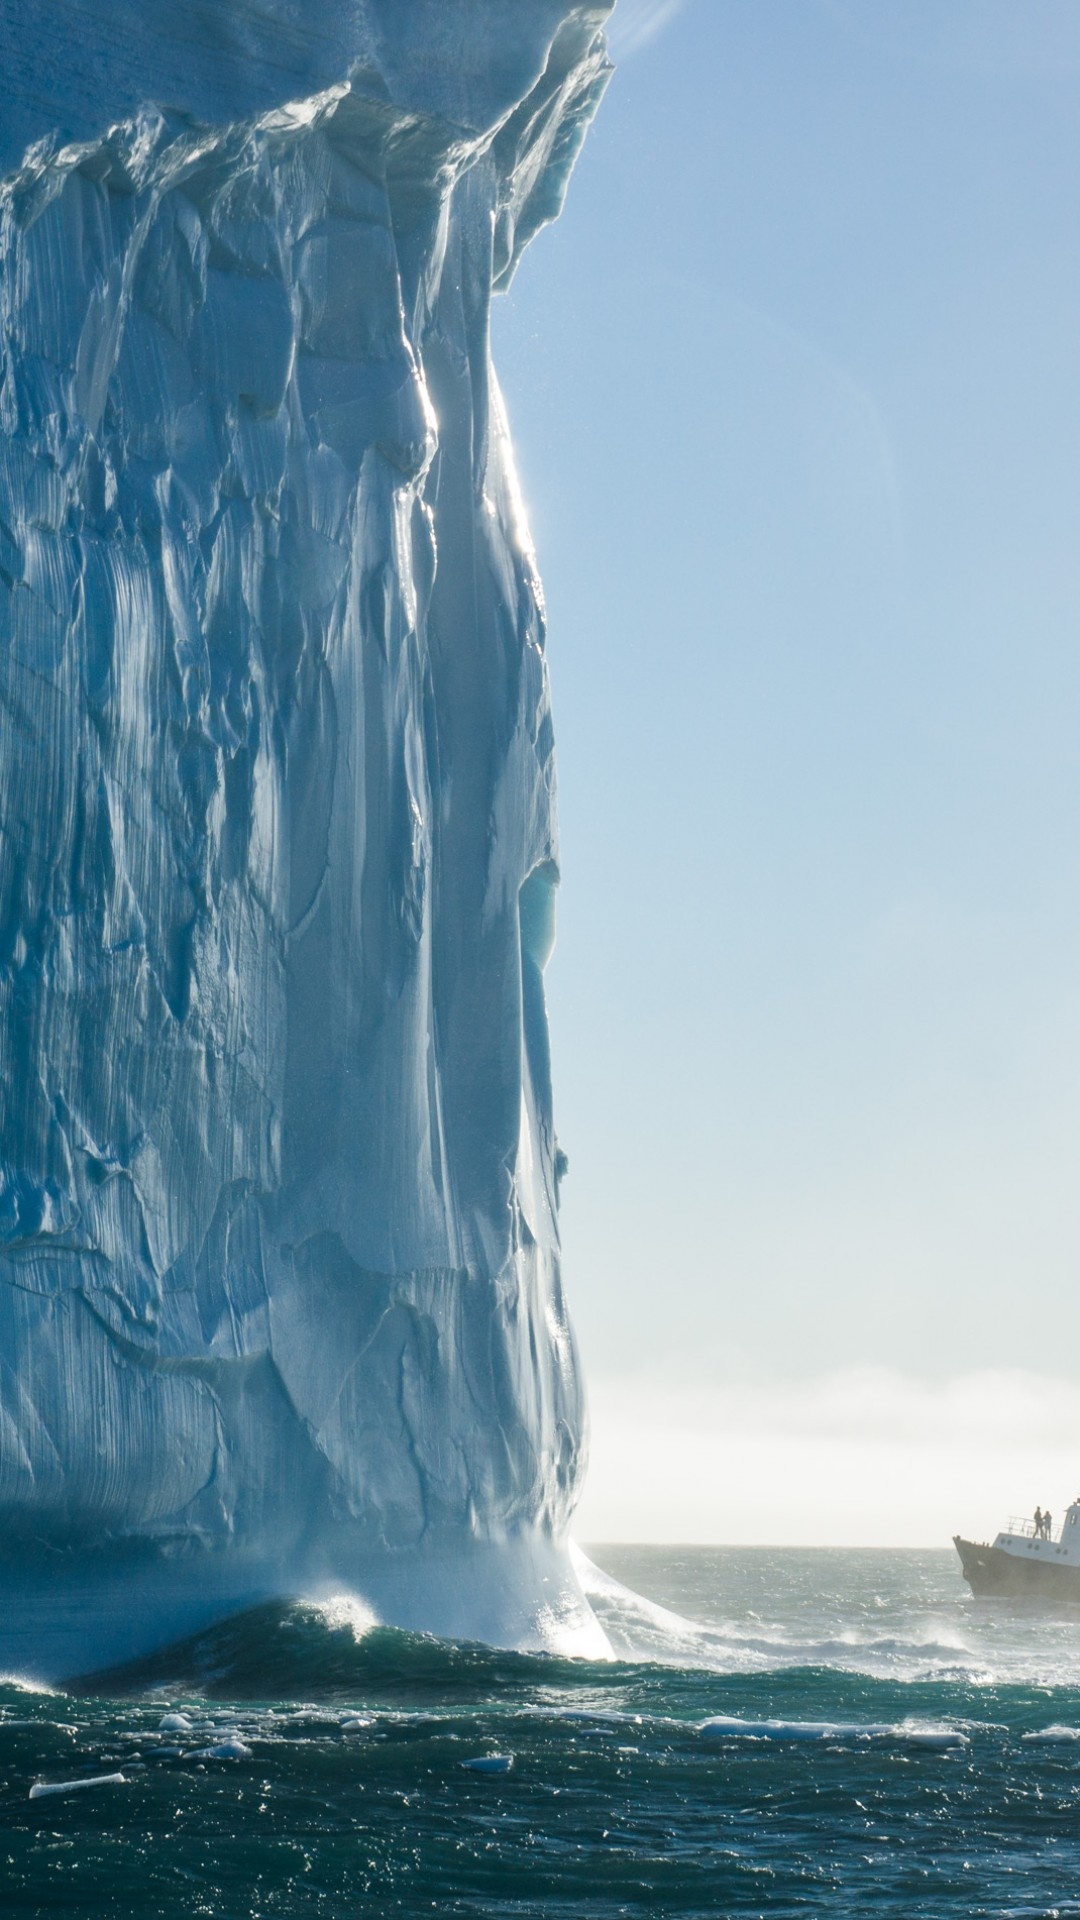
[{"xmin": 1004, "ymin": 1516, "xmax": 1040, "ymax": 1538}]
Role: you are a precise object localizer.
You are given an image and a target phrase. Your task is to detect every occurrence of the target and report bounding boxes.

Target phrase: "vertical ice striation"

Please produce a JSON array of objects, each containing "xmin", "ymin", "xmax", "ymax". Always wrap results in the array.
[{"xmin": 0, "ymin": 1, "xmax": 613, "ymax": 1673}]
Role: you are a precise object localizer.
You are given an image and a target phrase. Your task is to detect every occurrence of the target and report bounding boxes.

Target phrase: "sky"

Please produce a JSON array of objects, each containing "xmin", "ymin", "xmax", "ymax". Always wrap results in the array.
[{"xmin": 492, "ymin": 0, "xmax": 1080, "ymax": 1544}]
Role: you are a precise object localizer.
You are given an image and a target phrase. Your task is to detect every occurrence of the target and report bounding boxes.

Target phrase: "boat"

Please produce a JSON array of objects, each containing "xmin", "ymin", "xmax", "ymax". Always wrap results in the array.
[{"xmin": 954, "ymin": 1500, "xmax": 1080, "ymax": 1600}]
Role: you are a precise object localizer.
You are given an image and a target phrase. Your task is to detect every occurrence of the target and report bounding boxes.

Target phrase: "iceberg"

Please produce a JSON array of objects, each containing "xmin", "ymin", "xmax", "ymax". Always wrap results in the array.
[{"xmin": 0, "ymin": 0, "xmax": 613, "ymax": 1675}]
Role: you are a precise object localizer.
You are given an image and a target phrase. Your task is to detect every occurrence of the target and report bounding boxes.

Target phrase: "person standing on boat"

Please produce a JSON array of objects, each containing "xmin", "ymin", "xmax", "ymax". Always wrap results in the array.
[
  {"xmin": 1045, "ymin": 1510, "xmax": 1054, "ymax": 1541},
  {"xmin": 1035, "ymin": 1505, "xmax": 1044, "ymax": 1537}
]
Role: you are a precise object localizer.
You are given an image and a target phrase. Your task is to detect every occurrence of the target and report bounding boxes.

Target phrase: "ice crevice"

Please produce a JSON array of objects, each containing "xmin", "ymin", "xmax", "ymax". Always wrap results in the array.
[{"xmin": 0, "ymin": 0, "xmax": 615, "ymax": 1674}]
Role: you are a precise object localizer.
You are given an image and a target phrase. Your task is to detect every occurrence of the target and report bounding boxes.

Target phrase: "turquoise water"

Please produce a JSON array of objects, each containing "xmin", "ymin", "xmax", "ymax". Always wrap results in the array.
[{"xmin": 5, "ymin": 1547, "xmax": 1080, "ymax": 1917}]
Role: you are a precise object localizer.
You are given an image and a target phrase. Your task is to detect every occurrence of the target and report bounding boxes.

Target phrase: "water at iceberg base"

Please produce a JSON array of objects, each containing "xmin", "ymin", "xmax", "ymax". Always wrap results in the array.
[
  {"xmin": 0, "ymin": 0, "xmax": 616, "ymax": 1677},
  {"xmin": 4, "ymin": 1547, "xmax": 1080, "ymax": 1917}
]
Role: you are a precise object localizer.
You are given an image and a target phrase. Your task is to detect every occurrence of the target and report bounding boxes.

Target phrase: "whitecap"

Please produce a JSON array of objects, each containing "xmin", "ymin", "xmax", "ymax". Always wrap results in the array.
[
  {"xmin": 0, "ymin": 1672, "xmax": 58, "ymax": 1695},
  {"xmin": 301, "ymin": 1592, "xmax": 381, "ymax": 1640}
]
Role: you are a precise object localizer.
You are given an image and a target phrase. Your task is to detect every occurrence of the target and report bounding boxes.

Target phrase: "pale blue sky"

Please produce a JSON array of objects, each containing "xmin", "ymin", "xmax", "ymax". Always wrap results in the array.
[{"xmin": 493, "ymin": 1, "xmax": 1080, "ymax": 1537}]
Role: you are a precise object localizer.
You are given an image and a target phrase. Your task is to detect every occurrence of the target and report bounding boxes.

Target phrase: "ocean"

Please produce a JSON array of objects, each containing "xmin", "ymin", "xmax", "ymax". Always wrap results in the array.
[{"xmin": 4, "ymin": 1545, "xmax": 1080, "ymax": 1918}]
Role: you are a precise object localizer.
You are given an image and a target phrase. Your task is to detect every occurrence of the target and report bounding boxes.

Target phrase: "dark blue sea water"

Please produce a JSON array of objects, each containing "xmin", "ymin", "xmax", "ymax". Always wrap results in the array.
[{"xmin": 5, "ymin": 1546, "xmax": 1080, "ymax": 1918}]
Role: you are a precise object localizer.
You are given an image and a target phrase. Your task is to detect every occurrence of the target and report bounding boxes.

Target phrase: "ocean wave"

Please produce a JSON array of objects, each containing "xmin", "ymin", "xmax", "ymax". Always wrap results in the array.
[
  {"xmin": 0, "ymin": 1672, "xmax": 59, "ymax": 1695},
  {"xmin": 71, "ymin": 1599, "xmax": 614, "ymax": 1701},
  {"xmin": 51, "ymin": 1586, "xmax": 1080, "ymax": 1711}
]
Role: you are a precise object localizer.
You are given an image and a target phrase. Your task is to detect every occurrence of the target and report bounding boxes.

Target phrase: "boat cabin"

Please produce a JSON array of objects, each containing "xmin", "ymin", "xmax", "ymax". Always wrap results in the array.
[{"xmin": 994, "ymin": 1500, "xmax": 1080, "ymax": 1567}]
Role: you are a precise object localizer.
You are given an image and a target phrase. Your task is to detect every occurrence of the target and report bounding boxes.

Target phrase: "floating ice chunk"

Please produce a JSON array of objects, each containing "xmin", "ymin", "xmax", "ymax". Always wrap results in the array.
[
  {"xmin": 461, "ymin": 1754, "xmax": 514, "ymax": 1774},
  {"xmin": 699, "ymin": 1716, "xmax": 968, "ymax": 1749},
  {"xmin": 700, "ymin": 1716, "xmax": 879, "ymax": 1743},
  {"xmin": 340, "ymin": 1715, "xmax": 375, "ymax": 1733},
  {"xmin": 1021, "ymin": 1725, "xmax": 1080, "ymax": 1745},
  {"xmin": 898, "ymin": 1724, "xmax": 969, "ymax": 1751},
  {"xmin": 29, "ymin": 1772, "xmax": 127, "ymax": 1799},
  {"xmin": 158, "ymin": 1713, "xmax": 194, "ymax": 1732},
  {"xmin": 188, "ymin": 1738, "xmax": 251, "ymax": 1761},
  {"xmin": 554, "ymin": 1708, "xmax": 640, "ymax": 1725}
]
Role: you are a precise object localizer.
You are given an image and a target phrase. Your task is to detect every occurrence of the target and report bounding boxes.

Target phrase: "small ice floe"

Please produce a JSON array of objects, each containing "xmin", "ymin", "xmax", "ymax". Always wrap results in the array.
[
  {"xmin": 699, "ymin": 1716, "xmax": 968, "ymax": 1750},
  {"xmin": 898, "ymin": 1724, "xmax": 969, "ymax": 1751},
  {"xmin": 461, "ymin": 1753, "xmax": 514, "ymax": 1774},
  {"xmin": 699, "ymin": 1716, "xmax": 878, "ymax": 1744},
  {"xmin": 188, "ymin": 1738, "xmax": 252, "ymax": 1761},
  {"xmin": 158, "ymin": 1713, "xmax": 194, "ymax": 1733},
  {"xmin": 29, "ymin": 1772, "xmax": 127, "ymax": 1800},
  {"xmin": 340, "ymin": 1714, "xmax": 375, "ymax": 1734},
  {"xmin": 1021, "ymin": 1725, "xmax": 1080, "ymax": 1745}
]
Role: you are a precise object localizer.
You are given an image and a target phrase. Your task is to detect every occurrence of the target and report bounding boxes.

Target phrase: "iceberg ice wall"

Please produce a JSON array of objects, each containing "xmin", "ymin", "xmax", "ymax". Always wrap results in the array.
[{"xmin": 0, "ymin": 0, "xmax": 612, "ymax": 1673}]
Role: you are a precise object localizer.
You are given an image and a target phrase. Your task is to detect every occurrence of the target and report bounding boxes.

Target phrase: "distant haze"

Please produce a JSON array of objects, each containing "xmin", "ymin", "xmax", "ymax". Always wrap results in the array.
[
  {"xmin": 494, "ymin": 0, "xmax": 1080, "ymax": 1544},
  {"xmin": 577, "ymin": 1368, "xmax": 1080, "ymax": 1546}
]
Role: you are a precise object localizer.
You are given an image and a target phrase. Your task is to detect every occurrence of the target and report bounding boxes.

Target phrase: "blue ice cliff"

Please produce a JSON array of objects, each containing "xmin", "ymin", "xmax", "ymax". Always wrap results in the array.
[{"xmin": 0, "ymin": 0, "xmax": 613, "ymax": 1675}]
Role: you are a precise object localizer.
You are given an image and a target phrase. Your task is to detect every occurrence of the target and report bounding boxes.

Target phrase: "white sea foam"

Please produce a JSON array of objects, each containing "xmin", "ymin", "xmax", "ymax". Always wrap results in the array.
[
  {"xmin": 303, "ymin": 1594, "xmax": 381, "ymax": 1641},
  {"xmin": 572, "ymin": 1545, "xmax": 733, "ymax": 1668}
]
